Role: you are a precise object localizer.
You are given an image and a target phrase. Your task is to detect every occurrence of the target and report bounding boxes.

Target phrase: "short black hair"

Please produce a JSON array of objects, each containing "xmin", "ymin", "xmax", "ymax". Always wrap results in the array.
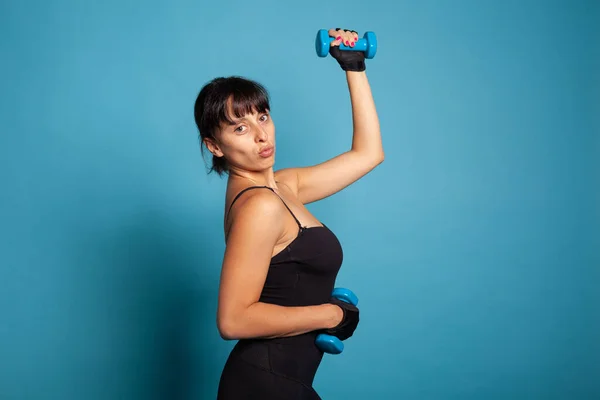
[{"xmin": 194, "ymin": 76, "xmax": 271, "ymax": 176}]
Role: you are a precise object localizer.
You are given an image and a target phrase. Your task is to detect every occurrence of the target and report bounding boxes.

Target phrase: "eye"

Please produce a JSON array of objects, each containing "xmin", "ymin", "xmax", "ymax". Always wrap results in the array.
[
  {"xmin": 259, "ymin": 114, "xmax": 269, "ymax": 122},
  {"xmin": 234, "ymin": 125, "xmax": 246, "ymax": 134}
]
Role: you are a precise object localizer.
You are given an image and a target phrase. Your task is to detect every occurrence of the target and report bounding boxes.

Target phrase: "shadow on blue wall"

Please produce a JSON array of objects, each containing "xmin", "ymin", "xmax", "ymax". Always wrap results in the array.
[{"xmin": 63, "ymin": 209, "xmax": 223, "ymax": 399}]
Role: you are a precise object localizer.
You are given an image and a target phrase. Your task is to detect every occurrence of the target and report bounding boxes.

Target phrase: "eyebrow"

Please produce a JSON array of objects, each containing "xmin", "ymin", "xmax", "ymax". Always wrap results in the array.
[
  {"xmin": 224, "ymin": 110, "xmax": 269, "ymax": 127},
  {"xmin": 229, "ymin": 117, "xmax": 247, "ymax": 126}
]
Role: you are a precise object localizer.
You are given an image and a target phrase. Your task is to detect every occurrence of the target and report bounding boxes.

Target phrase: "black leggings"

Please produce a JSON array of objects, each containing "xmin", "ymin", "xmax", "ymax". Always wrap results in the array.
[{"xmin": 217, "ymin": 334, "xmax": 324, "ymax": 399}]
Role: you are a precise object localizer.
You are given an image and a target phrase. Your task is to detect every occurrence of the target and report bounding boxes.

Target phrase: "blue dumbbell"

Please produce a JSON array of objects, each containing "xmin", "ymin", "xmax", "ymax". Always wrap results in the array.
[
  {"xmin": 315, "ymin": 29, "xmax": 377, "ymax": 59},
  {"xmin": 316, "ymin": 287, "xmax": 359, "ymax": 354}
]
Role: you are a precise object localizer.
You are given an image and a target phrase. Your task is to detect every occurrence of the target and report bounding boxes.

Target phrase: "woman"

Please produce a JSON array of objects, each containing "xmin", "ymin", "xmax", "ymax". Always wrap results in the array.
[{"xmin": 194, "ymin": 28, "xmax": 384, "ymax": 399}]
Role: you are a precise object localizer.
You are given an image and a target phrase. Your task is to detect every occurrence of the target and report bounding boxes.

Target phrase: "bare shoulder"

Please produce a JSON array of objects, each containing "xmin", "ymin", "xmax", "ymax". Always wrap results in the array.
[
  {"xmin": 274, "ymin": 168, "xmax": 299, "ymax": 197},
  {"xmin": 225, "ymin": 188, "xmax": 286, "ymax": 242}
]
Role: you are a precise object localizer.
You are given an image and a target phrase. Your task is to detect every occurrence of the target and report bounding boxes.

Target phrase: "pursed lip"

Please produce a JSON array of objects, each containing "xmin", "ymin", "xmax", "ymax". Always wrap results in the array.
[{"xmin": 258, "ymin": 146, "xmax": 274, "ymax": 155}]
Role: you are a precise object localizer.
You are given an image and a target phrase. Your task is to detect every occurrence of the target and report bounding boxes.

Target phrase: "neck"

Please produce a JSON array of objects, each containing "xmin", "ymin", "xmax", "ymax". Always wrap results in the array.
[{"xmin": 228, "ymin": 168, "xmax": 278, "ymax": 189}]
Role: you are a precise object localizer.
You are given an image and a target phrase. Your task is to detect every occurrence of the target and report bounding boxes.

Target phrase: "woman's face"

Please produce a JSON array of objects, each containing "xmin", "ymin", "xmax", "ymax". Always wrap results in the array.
[{"xmin": 206, "ymin": 101, "xmax": 276, "ymax": 173}]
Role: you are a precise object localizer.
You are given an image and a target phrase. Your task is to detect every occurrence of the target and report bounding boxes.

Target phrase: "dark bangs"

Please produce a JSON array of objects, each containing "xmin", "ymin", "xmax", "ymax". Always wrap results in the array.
[{"xmin": 195, "ymin": 76, "xmax": 270, "ymax": 139}]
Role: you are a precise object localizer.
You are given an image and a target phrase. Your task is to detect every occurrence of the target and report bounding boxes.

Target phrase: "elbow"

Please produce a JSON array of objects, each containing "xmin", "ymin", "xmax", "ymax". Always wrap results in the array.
[
  {"xmin": 352, "ymin": 149, "xmax": 385, "ymax": 167},
  {"xmin": 218, "ymin": 310, "xmax": 251, "ymax": 340},
  {"xmin": 360, "ymin": 147, "xmax": 385, "ymax": 165},
  {"xmin": 217, "ymin": 317, "xmax": 239, "ymax": 340},
  {"xmin": 369, "ymin": 151, "xmax": 385, "ymax": 168}
]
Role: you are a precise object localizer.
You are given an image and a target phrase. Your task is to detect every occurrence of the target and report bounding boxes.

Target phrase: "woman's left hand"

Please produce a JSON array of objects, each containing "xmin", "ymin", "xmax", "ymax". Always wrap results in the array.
[{"xmin": 327, "ymin": 27, "xmax": 366, "ymax": 72}]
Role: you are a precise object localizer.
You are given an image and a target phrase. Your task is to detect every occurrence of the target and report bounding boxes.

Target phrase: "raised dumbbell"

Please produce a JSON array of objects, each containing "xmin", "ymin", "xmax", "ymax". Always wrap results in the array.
[
  {"xmin": 315, "ymin": 29, "xmax": 377, "ymax": 59},
  {"xmin": 315, "ymin": 287, "xmax": 359, "ymax": 355}
]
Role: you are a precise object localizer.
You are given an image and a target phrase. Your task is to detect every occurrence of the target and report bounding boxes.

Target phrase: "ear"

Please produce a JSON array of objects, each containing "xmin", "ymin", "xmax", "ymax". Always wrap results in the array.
[{"xmin": 203, "ymin": 137, "xmax": 224, "ymax": 158}]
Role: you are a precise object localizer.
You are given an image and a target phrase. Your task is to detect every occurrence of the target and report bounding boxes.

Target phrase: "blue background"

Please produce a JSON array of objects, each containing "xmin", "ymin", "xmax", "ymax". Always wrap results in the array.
[{"xmin": 1, "ymin": 0, "xmax": 599, "ymax": 398}]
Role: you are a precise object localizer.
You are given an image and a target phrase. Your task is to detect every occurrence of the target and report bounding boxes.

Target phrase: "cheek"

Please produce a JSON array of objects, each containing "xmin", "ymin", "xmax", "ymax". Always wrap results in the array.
[{"xmin": 227, "ymin": 138, "xmax": 255, "ymax": 158}]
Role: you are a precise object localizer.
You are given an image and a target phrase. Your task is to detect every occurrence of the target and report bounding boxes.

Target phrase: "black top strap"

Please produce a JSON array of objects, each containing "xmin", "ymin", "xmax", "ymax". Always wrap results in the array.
[{"xmin": 225, "ymin": 185, "xmax": 303, "ymax": 230}]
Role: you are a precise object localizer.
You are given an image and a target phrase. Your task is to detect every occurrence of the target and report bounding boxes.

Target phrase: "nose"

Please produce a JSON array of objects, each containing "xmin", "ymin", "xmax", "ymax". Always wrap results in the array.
[{"xmin": 254, "ymin": 124, "xmax": 268, "ymax": 142}]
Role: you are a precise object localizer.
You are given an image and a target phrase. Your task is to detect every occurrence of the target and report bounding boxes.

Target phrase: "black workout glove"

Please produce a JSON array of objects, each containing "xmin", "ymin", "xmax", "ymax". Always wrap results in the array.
[
  {"xmin": 329, "ymin": 28, "xmax": 366, "ymax": 72},
  {"xmin": 322, "ymin": 297, "xmax": 360, "ymax": 341}
]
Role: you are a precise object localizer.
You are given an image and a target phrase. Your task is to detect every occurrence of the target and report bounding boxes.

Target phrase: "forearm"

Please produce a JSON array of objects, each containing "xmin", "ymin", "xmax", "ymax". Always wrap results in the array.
[
  {"xmin": 218, "ymin": 301, "xmax": 341, "ymax": 340},
  {"xmin": 346, "ymin": 71, "xmax": 384, "ymax": 159}
]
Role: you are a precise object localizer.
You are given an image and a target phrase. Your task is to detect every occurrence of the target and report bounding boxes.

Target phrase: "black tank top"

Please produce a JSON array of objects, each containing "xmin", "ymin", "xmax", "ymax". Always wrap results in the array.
[
  {"xmin": 226, "ymin": 185, "xmax": 344, "ymax": 307},
  {"xmin": 222, "ymin": 185, "xmax": 345, "ymax": 388}
]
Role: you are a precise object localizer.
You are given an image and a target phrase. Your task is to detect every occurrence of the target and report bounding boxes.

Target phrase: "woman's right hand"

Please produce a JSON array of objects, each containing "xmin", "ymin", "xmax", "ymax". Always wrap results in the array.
[
  {"xmin": 322, "ymin": 298, "xmax": 360, "ymax": 341},
  {"xmin": 326, "ymin": 303, "xmax": 345, "ymax": 328}
]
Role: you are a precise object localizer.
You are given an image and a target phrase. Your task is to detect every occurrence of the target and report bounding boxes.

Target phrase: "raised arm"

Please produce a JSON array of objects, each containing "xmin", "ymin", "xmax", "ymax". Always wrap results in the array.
[
  {"xmin": 217, "ymin": 190, "xmax": 342, "ymax": 340},
  {"xmin": 295, "ymin": 70, "xmax": 384, "ymax": 204},
  {"xmin": 278, "ymin": 28, "xmax": 384, "ymax": 204}
]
